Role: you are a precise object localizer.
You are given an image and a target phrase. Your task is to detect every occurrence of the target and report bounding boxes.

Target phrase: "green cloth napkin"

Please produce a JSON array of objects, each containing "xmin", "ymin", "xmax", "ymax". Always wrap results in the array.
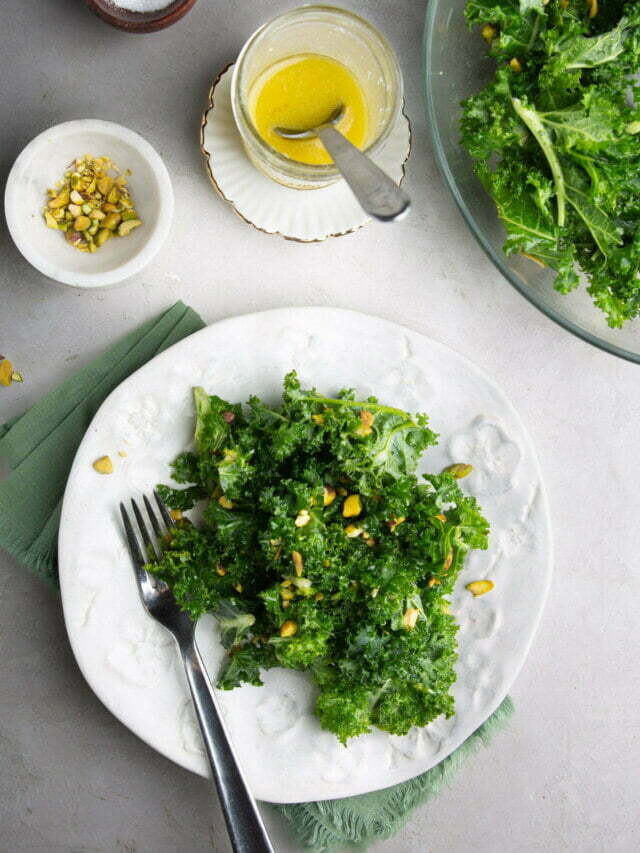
[
  {"xmin": 0, "ymin": 302, "xmax": 513, "ymax": 850},
  {"xmin": 272, "ymin": 695, "xmax": 514, "ymax": 851},
  {"xmin": 0, "ymin": 301, "xmax": 205, "ymax": 585}
]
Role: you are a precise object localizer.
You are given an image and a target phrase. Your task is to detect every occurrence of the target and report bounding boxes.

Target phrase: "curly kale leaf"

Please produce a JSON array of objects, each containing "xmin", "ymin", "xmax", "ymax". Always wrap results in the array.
[
  {"xmin": 476, "ymin": 160, "xmax": 579, "ymax": 290},
  {"xmin": 280, "ymin": 372, "xmax": 438, "ymax": 490},
  {"xmin": 218, "ymin": 644, "xmax": 277, "ymax": 690},
  {"xmin": 213, "ymin": 599, "xmax": 256, "ymax": 649},
  {"xmin": 194, "ymin": 387, "xmax": 241, "ymax": 455},
  {"xmin": 144, "ymin": 523, "xmax": 225, "ymax": 620},
  {"xmin": 315, "ymin": 684, "xmax": 374, "ymax": 742},
  {"xmin": 314, "ymin": 604, "xmax": 460, "ymax": 743},
  {"xmin": 465, "ymin": 0, "xmax": 546, "ymax": 60},
  {"xmin": 546, "ymin": 16, "xmax": 630, "ymax": 75},
  {"xmin": 150, "ymin": 374, "xmax": 490, "ymax": 743},
  {"xmin": 461, "ymin": 0, "xmax": 640, "ymax": 326},
  {"xmin": 156, "ymin": 484, "xmax": 204, "ymax": 511}
]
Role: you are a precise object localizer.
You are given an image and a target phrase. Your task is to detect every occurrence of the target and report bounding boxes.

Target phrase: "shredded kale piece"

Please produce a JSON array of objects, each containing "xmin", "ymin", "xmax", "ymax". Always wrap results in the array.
[
  {"xmin": 461, "ymin": 0, "xmax": 640, "ymax": 327},
  {"xmin": 149, "ymin": 373, "xmax": 489, "ymax": 744}
]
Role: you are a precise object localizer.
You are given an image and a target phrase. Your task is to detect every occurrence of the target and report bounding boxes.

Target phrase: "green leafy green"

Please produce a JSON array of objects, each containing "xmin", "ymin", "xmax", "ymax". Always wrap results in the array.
[
  {"xmin": 511, "ymin": 96, "xmax": 567, "ymax": 225},
  {"xmin": 213, "ymin": 600, "xmax": 256, "ymax": 649},
  {"xmin": 549, "ymin": 16, "xmax": 629, "ymax": 72},
  {"xmin": 148, "ymin": 373, "xmax": 489, "ymax": 744},
  {"xmin": 461, "ymin": 0, "xmax": 640, "ymax": 327}
]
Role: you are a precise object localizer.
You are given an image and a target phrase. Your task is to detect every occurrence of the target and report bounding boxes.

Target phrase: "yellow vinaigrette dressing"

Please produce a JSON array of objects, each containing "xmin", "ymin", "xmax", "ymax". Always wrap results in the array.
[{"xmin": 249, "ymin": 54, "xmax": 368, "ymax": 166}]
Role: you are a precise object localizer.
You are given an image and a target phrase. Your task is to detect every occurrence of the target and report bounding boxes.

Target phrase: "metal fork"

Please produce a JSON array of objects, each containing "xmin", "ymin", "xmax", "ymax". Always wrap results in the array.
[{"xmin": 120, "ymin": 492, "xmax": 274, "ymax": 853}]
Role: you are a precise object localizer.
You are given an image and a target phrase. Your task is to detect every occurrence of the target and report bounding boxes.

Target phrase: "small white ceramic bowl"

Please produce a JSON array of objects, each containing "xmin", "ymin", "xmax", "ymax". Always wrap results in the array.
[{"xmin": 5, "ymin": 120, "xmax": 174, "ymax": 288}]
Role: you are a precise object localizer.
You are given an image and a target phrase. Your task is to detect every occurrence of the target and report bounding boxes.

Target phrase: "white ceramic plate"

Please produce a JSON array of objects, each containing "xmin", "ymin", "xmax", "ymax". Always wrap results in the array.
[
  {"xmin": 5, "ymin": 120, "xmax": 174, "ymax": 288},
  {"xmin": 59, "ymin": 307, "xmax": 552, "ymax": 803}
]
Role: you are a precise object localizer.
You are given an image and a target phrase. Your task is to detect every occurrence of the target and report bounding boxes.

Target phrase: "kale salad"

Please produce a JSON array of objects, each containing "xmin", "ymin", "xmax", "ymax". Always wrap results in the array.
[
  {"xmin": 151, "ymin": 374, "xmax": 489, "ymax": 744},
  {"xmin": 461, "ymin": 0, "xmax": 640, "ymax": 327}
]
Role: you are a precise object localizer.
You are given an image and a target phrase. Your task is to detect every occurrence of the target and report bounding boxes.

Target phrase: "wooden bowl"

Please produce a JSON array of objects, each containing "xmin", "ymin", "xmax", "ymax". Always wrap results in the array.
[{"xmin": 84, "ymin": 0, "xmax": 198, "ymax": 33}]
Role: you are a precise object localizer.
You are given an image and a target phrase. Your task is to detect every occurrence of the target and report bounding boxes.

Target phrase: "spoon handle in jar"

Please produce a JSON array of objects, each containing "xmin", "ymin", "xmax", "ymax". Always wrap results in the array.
[{"xmin": 316, "ymin": 125, "xmax": 410, "ymax": 222}]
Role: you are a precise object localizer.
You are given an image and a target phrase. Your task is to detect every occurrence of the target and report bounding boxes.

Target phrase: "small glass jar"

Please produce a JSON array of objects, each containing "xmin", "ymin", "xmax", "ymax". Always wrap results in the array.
[{"xmin": 231, "ymin": 5, "xmax": 403, "ymax": 190}]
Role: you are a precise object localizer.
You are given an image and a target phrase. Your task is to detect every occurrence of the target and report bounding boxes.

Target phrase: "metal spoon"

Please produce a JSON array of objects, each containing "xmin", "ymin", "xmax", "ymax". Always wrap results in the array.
[{"xmin": 274, "ymin": 104, "xmax": 410, "ymax": 222}]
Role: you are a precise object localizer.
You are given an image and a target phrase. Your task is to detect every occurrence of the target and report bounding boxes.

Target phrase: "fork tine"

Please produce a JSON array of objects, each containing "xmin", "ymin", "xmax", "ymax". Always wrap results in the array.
[
  {"xmin": 154, "ymin": 489, "xmax": 174, "ymax": 530},
  {"xmin": 120, "ymin": 502, "xmax": 145, "ymax": 569},
  {"xmin": 144, "ymin": 493, "xmax": 164, "ymax": 538},
  {"xmin": 131, "ymin": 498, "xmax": 159, "ymax": 561}
]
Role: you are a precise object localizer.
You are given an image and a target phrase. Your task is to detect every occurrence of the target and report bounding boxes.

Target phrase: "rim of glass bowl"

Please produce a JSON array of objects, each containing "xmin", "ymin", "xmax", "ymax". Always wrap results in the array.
[
  {"xmin": 422, "ymin": 0, "xmax": 640, "ymax": 365},
  {"xmin": 231, "ymin": 4, "xmax": 403, "ymax": 184}
]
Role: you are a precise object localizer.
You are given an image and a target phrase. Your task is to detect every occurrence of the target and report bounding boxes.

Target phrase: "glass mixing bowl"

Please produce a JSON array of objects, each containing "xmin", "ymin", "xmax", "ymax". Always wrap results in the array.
[{"xmin": 423, "ymin": 0, "xmax": 640, "ymax": 364}]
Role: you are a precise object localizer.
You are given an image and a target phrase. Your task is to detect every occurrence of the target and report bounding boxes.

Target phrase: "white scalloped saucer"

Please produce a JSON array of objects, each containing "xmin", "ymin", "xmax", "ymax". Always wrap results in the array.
[
  {"xmin": 200, "ymin": 66, "xmax": 412, "ymax": 242},
  {"xmin": 58, "ymin": 308, "xmax": 552, "ymax": 803}
]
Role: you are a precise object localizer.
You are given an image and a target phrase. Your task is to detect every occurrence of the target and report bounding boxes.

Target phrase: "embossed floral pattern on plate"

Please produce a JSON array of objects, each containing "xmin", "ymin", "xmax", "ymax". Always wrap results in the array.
[{"xmin": 448, "ymin": 415, "xmax": 522, "ymax": 496}]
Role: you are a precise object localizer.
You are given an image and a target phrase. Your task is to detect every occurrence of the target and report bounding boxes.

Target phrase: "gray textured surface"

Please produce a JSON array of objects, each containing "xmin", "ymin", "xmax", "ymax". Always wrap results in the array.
[{"xmin": 1, "ymin": 1, "xmax": 639, "ymax": 851}]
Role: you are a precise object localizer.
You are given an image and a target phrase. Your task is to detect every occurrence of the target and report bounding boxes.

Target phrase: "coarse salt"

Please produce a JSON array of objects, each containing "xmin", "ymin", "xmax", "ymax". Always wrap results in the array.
[{"xmin": 108, "ymin": 0, "xmax": 171, "ymax": 12}]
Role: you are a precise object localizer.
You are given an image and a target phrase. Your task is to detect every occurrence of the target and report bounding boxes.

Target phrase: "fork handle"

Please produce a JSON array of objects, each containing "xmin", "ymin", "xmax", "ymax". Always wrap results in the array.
[{"xmin": 181, "ymin": 641, "xmax": 274, "ymax": 853}]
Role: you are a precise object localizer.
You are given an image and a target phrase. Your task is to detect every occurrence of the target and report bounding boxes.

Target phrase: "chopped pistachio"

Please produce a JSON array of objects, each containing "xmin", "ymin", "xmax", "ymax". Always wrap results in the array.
[
  {"xmin": 97, "ymin": 176, "xmax": 113, "ymax": 196},
  {"xmin": 42, "ymin": 155, "xmax": 142, "ymax": 253},
  {"xmin": 466, "ymin": 580, "xmax": 494, "ymax": 597},
  {"xmin": 481, "ymin": 23, "xmax": 496, "ymax": 41},
  {"xmin": 95, "ymin": 228, "xmax": 112, "ymax": 247},
  {"xmin": 323, "ymin": 485, "xmax": 337, "ymax": 506},
  {"xmin": 442, "ymin": 463, "xmax": 473, "ymax": 479},
  {"xmin": 295, "ymin": 509, "xmax": 311, "ymax": 527},
  {"xmin": 0, "ymin": 358, "xmax": 22, "ymax": 387},
  {"xmin": 342, "ymin": 494, "xmax": 362, "ymax": 518},
  {"xmin": 117, "ymin": 218, "xmax": 142, "ymax": 237},
  {"xmin": 102, "ymin": 213, "xmax": 121, "ymax": 231},
  {"xmin": 354, "ymin": 409, "xmax": 375, "ymax": 437},
  {"xmin": 292, "ymin": 550, "xmax": 304, "ymax": 577},
  {"xmin": 402, "ymin": 607, "xmax": 420, "ymax": 630},
  {"xmin": 48, "ymin": 190, "xmax": 69, "ymax": 209},
  {"xmin": 92, "ymin": 455, "xmax": 113, "ymax": 475}
]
